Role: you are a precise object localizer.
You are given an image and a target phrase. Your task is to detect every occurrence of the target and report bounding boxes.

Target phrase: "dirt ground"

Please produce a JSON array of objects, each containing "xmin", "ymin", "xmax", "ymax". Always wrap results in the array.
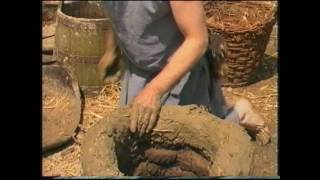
[{"xmin": 42, "ymin": 5, "xmax": 278, "ymax": 177}]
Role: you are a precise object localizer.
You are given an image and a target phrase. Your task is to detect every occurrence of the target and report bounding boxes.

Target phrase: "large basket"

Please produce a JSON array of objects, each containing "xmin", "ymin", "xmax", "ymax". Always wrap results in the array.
[{"xmin": 204, "ymin": 1, "xmax": 277, "ymax": 87}]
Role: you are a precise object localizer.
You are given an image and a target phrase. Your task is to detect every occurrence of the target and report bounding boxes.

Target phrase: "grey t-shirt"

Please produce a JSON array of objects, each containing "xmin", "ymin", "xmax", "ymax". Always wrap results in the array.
[
  {"xmin": 103, "ymin": 1, "xmax": 227, "ymax": 117},
  {"xmin": 104, "ymin": 1, "xmax": 183, "ymax": 72}
]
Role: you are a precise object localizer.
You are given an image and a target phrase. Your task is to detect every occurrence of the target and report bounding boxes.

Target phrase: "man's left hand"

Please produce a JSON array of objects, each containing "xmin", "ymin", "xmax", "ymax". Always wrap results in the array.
[{"xmin": 129, "ymin": 85, "xmax": 162, "ymax": 136}]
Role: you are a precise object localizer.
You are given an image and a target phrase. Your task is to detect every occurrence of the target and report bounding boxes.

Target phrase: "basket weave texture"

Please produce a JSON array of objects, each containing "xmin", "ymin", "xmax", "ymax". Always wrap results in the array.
[{"xmin": 204, "ymin": 1, "xmax": 277, "ymax": 87}]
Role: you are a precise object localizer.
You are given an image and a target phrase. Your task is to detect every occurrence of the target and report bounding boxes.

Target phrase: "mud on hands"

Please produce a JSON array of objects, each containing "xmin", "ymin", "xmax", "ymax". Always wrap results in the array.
[{"xmin": 129, "ymin": 84, "xmax": 162, "ymax": 136}]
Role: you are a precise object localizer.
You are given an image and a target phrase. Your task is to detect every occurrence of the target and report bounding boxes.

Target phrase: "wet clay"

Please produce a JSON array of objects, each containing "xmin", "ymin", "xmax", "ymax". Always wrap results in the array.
[
  {"xmin": 81, "ymin": 105, "xmax": 253, "ymax": 176},
  {"xmin": 42, "ymin": 64, "xmax": 81, "ymax": 151}
]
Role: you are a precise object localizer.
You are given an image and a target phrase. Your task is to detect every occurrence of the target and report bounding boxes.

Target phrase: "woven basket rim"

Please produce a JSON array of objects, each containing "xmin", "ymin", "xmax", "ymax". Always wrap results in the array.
[{"xmin": 205, "ymin": 1, "xmax": 277, "ymax": 34}]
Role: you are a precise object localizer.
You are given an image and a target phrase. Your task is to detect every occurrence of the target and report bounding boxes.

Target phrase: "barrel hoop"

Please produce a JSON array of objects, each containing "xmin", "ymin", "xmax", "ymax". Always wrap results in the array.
[{"xmin": 56, "ymin": 9, "xmax": 111, "ymax": 31}]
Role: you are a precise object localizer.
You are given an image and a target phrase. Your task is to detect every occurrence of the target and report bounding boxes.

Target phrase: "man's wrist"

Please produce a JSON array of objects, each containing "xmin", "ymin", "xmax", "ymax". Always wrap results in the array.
[{"xmin": 145, "ymin": 82, "xmax": 166, "ymax": 97}]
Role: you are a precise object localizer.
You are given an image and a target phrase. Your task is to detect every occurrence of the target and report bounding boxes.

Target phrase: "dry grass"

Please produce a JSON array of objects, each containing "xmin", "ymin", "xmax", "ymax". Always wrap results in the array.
[
  {"xmin": 42, "ymin": 2, "xmax": 278, "ymax": 176},
  {"xmin": 223, "ymin": 75, "xmax": 278, "ymax": 130},
  {"xmin": 42, "ymin": 75, "xmax": 278, "ymax": 176},
  {"xmin": 81, "ymin": 83, "xmax": 121, "ymax": 130},
  {"xmin": 204, "ymin": 1, "xmax": 277, "ymax": 32},
  {"xmin": 42, "ymin": 144, "xmax": 82, "ymax": 176},
  {"xmin": 41, "ymin": 4, "xmax": 122, "ymax": 175},
  {"xmin": 42, "ymin": 82, "xmax": 121, "ymax": 176}
]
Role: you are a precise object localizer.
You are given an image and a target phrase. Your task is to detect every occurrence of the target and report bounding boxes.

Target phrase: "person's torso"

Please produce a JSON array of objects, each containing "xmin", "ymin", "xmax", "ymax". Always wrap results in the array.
[{"xmin": 103, "ymin": 1, "xmax": 184, "ymax": 73}]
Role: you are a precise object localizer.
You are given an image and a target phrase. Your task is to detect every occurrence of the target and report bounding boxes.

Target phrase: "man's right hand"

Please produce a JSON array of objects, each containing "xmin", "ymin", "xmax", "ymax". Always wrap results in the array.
[{"xmin": 129, "ymin": 85, "xmax": 162, "ymax": 136}]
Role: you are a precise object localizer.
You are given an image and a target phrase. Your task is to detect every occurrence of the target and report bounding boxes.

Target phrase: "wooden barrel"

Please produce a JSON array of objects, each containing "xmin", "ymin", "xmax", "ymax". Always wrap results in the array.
[
  {"xmin": 42, "ymin": 58, "xmax": 81, "ymax": 152},
  {"xmin": 54, "ymin": 1, "xmax": 113, "ymax": 89}
]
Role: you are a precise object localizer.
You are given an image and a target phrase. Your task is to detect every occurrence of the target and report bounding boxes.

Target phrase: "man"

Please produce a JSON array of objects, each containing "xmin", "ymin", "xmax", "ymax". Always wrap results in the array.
[{"xmin": 100, "ymin": 1, "xmax": 270, "ymax": 143}]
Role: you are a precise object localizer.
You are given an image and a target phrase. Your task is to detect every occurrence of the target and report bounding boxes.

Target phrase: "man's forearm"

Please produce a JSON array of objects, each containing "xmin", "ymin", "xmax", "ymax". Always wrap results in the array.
[{"xmin": 146, "ymin": 37, "xmax": 208, "ymax": 96}]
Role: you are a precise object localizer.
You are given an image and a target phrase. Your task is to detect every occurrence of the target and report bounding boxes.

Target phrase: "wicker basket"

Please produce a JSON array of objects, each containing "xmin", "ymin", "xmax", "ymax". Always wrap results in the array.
[{"xmin": 204, "ymin": 1, "xmax": 277, "ymax": 87}]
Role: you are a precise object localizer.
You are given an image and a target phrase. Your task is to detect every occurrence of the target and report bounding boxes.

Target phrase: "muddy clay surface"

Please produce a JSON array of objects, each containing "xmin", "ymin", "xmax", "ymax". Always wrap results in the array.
[
  {"xmin": 81, "ymin": 106, "xmax": 253, "ymax": 176},
  {"xmin": 42, "ymin": 77, "xmax": 278, "ymax": 177},
  {"xmin": 42, "ymin": 83, "xmax": 121, "ymax": 176},
  {"xmin": 42, "ymin": 65, "xmax": 81, "ymax": 151},
  {"xmin": 42, "ymin": 49, "xmax": 277, "ymax": 177},
  {"xmin": 42, "ymin": 3, "xmax": 278, "ymax": 177},
  {"xmin": 223, "ymin": 75, "xmax": 278, "ymax": 176}
]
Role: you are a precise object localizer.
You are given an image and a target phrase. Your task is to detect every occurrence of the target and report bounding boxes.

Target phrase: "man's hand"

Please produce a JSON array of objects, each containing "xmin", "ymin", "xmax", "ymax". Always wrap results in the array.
[
  {"xmin": 98, "ymin": 30, "xmax": 124, "ymax": 84},
  {"xmin": 98, "ymin": 51, "xmax": 125, "ymax": 84},
  {"xmin": 129, "ymin": 1, "xmax": 208, "ymax": 135},
  {"xmin": 129, "ymin": 85, "xmax": 162, "ymax": 136}
]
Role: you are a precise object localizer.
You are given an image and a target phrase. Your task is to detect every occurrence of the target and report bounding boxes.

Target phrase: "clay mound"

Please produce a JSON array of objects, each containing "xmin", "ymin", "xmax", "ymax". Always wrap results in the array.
[
  {"xmin": 81, "ymin": 105, "xmax": 253, "ymax": 176},
  {"xmin": 42, "ymin": 64, "xmax": 81, "ymax": 151}
]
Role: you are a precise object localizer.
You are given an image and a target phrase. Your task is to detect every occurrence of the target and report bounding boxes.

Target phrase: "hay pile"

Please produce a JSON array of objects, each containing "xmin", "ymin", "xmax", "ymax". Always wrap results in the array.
[
  {"xmin": 204, "ymin": 1, "xmax": 277, "ymax": 32},
  {"xmin": 81, "ymin": 83, "xmax": 121, "ymax": 130}
]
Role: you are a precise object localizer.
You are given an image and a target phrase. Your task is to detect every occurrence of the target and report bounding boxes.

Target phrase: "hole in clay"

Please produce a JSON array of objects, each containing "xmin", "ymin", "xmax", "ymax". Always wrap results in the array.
[{"xmin": 113, "ymin": 133, "xmax": 212, "ymax": 176}]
